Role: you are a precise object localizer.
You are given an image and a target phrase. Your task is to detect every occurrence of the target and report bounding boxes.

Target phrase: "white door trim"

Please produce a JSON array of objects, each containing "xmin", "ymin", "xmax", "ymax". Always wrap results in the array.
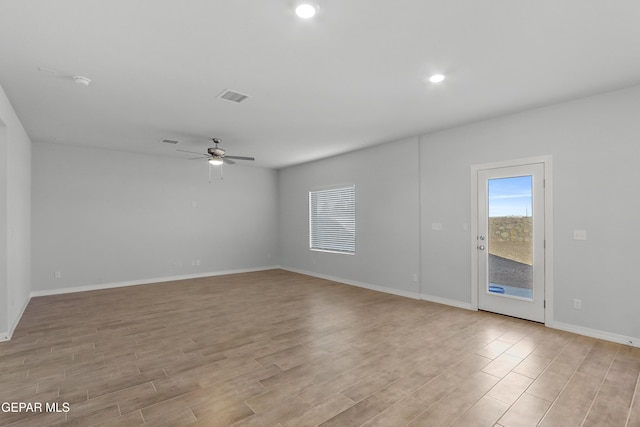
[{"xmin": 470, "ymin": 155, "xmax": 554, "ymax": 327}]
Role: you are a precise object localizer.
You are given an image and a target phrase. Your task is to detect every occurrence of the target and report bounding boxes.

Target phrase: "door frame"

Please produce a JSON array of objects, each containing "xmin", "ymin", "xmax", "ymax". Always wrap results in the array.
[{"xmin": 470, "ymin": 155, "xmax": 554, "ymax": 327}]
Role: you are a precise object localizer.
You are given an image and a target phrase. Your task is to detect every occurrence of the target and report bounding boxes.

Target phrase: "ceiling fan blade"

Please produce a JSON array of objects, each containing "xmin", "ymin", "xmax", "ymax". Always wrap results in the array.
[
  {"xmin": 188, "ymin": 156, "xmax": 210, "ymax": 160},
  {"xmin": 177, "ymin": 149, "xmax": 206, "ymax": 156},
  {"xmin": 222, "ymin": 158, "xmax": 236, "ymax": 165},
  {"xmin": 225, "ymin": 155, "xmax": 255, "ymax": 161}
]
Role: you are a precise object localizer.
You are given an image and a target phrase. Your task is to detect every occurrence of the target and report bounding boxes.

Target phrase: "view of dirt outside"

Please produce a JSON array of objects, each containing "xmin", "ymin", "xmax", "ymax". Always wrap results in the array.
[{"xmin": 488, "ymin": 217, "xmax": 532, "ymax": 266}]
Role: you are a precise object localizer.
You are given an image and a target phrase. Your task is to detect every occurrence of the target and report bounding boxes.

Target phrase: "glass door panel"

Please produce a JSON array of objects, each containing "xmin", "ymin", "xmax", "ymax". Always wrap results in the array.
[{"xmin": 487, "ymin": 176, "xmax": 533, "ymax": 300}]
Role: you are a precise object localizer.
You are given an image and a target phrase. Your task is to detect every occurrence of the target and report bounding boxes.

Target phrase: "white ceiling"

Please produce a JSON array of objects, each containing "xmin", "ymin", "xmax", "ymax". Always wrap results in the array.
[{"xmin": 1, "ymin": 1, "xmax": 639, "ymax": 169}]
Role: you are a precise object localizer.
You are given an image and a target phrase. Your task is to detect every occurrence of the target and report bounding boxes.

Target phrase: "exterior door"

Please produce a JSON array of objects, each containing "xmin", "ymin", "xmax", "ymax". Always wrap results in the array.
[{"xmin": 477, "ymin": 163, "xmax": 545, "ymax": 322}]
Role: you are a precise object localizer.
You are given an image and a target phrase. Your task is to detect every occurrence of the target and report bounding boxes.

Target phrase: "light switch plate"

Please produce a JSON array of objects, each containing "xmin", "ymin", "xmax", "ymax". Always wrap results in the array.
[{"xmin": 573, "ymin": 229, "xmax": 587, "ymax": 240}]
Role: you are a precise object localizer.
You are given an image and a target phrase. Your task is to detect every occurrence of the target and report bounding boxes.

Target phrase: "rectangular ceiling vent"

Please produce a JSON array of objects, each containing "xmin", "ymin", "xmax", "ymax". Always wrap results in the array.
[
  {"xmin": 217, "ymin": 89, "xmax": 250, "ymax": 103},
  {"xmin": 161, "ymin": 138, "xmax": 180, "ymax": 144}
]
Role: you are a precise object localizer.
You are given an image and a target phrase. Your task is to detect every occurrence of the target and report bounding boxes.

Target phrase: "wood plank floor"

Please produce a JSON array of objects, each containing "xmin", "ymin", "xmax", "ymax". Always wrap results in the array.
[{"xmin": 1, "ymin": 269, "xmax": 639, "ymax": 426}]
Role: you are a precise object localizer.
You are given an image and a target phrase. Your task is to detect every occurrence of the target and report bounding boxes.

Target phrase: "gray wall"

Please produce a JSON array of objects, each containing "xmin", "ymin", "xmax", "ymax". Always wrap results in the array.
[
  {"xmin": 0, "ymin": 85, "xmax": 32, "ymax": 340},
  {"xmin": 420, "ymin": 85, "xmax": 640, "ymax": 339},
  {"xmin": 279, "ymin": 137, "xmax": 421, "ymax": 296},
  {"xmin": 280, "ymin": 85, "xmax": 640, "ymax": 341},
  {"xmin": 32, "ymin": 142, "xmax": 279, "ymax": 292}
]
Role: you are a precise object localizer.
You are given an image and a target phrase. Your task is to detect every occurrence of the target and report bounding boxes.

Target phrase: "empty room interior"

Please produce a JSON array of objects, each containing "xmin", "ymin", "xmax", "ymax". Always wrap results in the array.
[{"xmin": 1, "ymin": 1, "xmax": 640, "ymax": 426}]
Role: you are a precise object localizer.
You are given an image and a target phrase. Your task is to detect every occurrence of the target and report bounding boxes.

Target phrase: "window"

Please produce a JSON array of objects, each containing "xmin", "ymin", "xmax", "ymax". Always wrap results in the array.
[{"xmin": 309, "ymin": 185, "xmax": 356, "ymax": 254}]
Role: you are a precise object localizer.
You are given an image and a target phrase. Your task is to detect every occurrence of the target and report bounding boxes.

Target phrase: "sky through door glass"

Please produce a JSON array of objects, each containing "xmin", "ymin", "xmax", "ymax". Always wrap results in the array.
[{"xmin": 488, "ymin": 176, "xmax": 532, "ymax": 217}]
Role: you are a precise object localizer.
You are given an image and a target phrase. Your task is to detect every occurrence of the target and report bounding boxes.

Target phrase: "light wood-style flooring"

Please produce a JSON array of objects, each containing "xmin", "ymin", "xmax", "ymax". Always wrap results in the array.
[{"xmin": 1, "ymin": 269, "xmax": 639, "ymax": 426}]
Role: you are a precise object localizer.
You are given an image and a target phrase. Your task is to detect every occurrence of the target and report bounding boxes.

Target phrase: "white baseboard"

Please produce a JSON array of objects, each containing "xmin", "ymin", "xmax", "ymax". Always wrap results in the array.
[
  {"xmin": 420, "ymin": 293, "xmax": 474, "ymax": 311},
  {"xmin": 1, "ymin": 294, "xmax": 32, "ymax": 342},
  {"xmin": 281, "ymin": 268, "xmax": 640, "ymax": 349},
  {"xmin": 30, "ymin": 266, "xmax": 280, "ymax": 298},
  {"xmin": 281, "ymin": 267, "xmax": 422, "ymax": 300},
  {"xmin": 551, "ymin": 321, "xmax": 640, "ymax": 348},
  {"xmin": 282, "ymin": 267, "xmax": 475, "ymax": 310}
]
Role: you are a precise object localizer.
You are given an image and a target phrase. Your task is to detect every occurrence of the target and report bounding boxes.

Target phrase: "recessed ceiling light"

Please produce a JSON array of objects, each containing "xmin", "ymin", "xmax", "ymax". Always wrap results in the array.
[
  {"xmin": 295, "ymin": 2, "xmax": 318, "ymax": 19},
  {"xmin": 428, "ymin": 74, "xmax": 446, "ymax": 83}
]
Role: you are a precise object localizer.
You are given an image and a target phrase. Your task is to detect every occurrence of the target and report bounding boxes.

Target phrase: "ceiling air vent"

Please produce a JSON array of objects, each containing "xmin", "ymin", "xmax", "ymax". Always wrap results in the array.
[
  {"xmin": 161, "ymin": 138, "xmax": 180, "ymax": 144},
  {"xmin": 217, "ymin": 89, "xmax": 250, "ymax": 103}
]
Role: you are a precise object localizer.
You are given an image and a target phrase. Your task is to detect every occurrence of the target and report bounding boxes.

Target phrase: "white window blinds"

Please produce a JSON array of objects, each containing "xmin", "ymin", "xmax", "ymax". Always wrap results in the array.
[{"xmin": 309, "ymin": 185, "xmax": 356, "ymax": 254}]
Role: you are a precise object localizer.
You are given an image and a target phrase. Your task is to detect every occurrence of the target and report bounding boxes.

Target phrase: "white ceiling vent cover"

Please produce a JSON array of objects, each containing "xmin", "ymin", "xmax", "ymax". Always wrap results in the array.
[
  {"xmin": 161, "ymin": 138, "xmax": 180, "ymax": 144},
  {"xmin": 217, "ymin": 89, "xmax": 250, "ymax": 103}
]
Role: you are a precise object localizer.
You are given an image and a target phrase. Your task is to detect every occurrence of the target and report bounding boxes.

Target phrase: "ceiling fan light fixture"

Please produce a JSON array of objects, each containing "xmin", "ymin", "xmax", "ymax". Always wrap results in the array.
[
  {"xmin": 73, "ymin": 76, "xmax": 91, "ymax": 86},
  {"xmin": 208, "ymin": 157, "xmax": 224, "ymax": 166},
  {"xmin": 295, "ymin": 2, "xmax": 318, "ymax": 19}
]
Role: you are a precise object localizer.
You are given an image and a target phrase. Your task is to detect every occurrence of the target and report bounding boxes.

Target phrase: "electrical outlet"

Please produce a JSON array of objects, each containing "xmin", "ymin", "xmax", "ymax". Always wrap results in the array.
[
  {"xmin": 573, "ymin": 298, "xmax": 582, "ymax": 310},
  {"xmin": 54, "ymin": 271, "xmax": 62, "ymax": 279},
  {"xmin": 412, "ymin": 273, "xmax": 418, "ymax": 282},
  {"xmin": 431, "ymin": 223, "xmax": 442, "ymax": 231}
]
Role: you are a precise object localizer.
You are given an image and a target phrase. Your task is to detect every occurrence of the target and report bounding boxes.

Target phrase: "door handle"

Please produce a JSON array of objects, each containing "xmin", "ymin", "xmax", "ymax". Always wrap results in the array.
[{"xmin": 478, "ymin": 245, "xmax": 485, "ymax": 250}]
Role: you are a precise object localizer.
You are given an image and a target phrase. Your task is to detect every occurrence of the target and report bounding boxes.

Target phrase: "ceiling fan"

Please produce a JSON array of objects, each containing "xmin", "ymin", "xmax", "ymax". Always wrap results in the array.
[{"xmin": 177, "ymin": 138, "xmax": 255, "ymax": 165}]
